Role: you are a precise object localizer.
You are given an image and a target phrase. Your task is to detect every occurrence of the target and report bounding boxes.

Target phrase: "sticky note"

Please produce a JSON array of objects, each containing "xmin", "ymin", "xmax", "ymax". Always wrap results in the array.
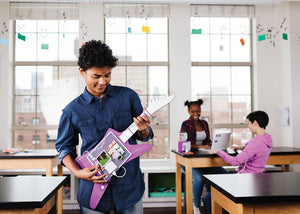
[
  {"xmin": 41, "ymin": 44, "xmax": 49, "ymax": 50},
  {"xmin": 142, "ymin": 25, "xmax": 150, "ymax": 33},
  {"xmin": 17, "ymin": 33, "xmax": 26, "ymax": 41},
  {"xmin": 192, "ymin": 29, "xmax": 202, "ymax": 34},
  {"xmin": 240, "ymin": 38, "xmax": 245, "ymax": 46},
  {"xmin": 282, "ymin": 33, "xmax": 288, "ymax": 40},
  {"xmin": 258, "ymin": 34, "xmax": 266, "ymax": 42},
  {"xmin": 128, "ymin": 27, "xmax": 131, "ymax": 33},
  {"xmin": 0, "ymin": 37, "xmax": 8, "ymax": 46}
]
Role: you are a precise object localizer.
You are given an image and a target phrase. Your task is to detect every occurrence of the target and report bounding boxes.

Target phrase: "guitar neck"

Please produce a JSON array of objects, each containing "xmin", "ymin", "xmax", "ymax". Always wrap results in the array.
[
  {"xmin": 119, "ymin": 122, "xmax": 138, "ymax": 143},
  {"xmin": 119, "ymin": 109, "xmax": 151, "ymax": 143}
]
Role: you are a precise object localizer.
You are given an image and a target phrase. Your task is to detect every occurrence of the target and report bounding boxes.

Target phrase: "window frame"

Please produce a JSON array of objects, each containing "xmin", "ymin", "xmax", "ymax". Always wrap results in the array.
[
  {"xmin": 191, "ymin": 17, "xmax": 254, "ymax": 143},
  {"xmin": 12, "ymin": 20, "xmax": 79, "ymax": 148}
]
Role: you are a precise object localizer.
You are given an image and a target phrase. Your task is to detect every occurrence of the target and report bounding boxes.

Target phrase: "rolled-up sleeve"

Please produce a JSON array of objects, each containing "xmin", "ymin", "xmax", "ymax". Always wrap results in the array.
[{"xmin": 56, "ymin": 110, "xmax": 79, "ymax": 165}]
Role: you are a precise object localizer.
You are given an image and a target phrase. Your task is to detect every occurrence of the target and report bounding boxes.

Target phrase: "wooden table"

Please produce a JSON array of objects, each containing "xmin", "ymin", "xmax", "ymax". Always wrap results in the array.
[
  {"xmin": 172, "ymin": 147, "xmax": 300, "ymax": 214},
  {"xmin": 0, "ymin": 149, "xmax": 63, "ymax": 214},
  {"xmin": 203, "ymin": 172, "xmax": 300, "ymax": 214},
  {"xmin": 0, "ymin": 176, "xmax": 67, "ymax": 213}
]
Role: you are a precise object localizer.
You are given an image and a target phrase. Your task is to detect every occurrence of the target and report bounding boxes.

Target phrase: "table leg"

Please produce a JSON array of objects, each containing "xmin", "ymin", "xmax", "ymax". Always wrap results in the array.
[
  {"xmin": 282, "ymin": 164, "xmax": 290, "ymax": 172},
  {"xmin": 176, "ymin": 161, "xmax": 182, "ymax": 214},
  {"xmin": 185, "ymin": 165, "xmax": 193, "ymax": 214},
  {"xmin": 57, "ymin": 164, "xmax": 63, "ymax": 214}
]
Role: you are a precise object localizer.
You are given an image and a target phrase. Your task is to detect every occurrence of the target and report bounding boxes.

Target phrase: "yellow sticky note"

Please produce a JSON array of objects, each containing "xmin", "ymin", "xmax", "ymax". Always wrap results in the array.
[{"xmin": 142, "ymin": 25, "xmax": 150, "ymax": 33}]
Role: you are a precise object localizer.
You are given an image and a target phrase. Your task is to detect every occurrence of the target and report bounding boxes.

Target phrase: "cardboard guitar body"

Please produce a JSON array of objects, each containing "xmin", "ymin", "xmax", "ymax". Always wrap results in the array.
[{"xmin": 76, "ymin": 128, "xmax": 152, "ymax": 209}]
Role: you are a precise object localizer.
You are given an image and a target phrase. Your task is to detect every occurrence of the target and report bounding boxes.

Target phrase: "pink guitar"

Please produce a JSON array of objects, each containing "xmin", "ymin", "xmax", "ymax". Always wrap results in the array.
[{"xmin": 76, "ymin": 95, "xmax": 174, "ymax": 209}]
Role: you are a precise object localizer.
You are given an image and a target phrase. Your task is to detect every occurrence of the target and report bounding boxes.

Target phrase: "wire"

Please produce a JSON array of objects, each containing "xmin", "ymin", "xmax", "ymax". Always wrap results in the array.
[{"xmin": 112, "ymin": 166, "xmax": 126, "ymax": 178}]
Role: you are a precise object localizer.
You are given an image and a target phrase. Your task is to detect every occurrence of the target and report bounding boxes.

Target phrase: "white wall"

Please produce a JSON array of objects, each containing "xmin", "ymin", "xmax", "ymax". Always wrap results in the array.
[
  {"xmin": 255, "ymin": 2, "xmax": 300, "ymax": 150},
  {"xmin": 0, "ymin": 1, "xmax": 12, "ymax": 149}
]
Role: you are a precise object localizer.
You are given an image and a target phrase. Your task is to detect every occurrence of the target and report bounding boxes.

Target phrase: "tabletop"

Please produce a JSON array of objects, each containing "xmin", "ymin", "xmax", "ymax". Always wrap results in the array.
[
  {"xmin": 203, "ymin": 172, "xmax": 300, "ymax": 204},
  {"xmin": 0, "ymin": 175, "xmax": 67, "ymax": 209},
  {"xmin": 0, "ymin": 149, "xmax": 59, "ymax": 159},
  {"xmin": 171, "ymin": 146, "xmax": 300, "ymax": 158}
]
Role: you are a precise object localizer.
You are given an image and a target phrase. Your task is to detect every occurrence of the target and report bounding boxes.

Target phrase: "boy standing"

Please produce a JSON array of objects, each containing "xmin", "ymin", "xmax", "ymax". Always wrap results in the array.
[{"xmin": 56, "ymin": 40, "xmax": 153, "ymax": 214}]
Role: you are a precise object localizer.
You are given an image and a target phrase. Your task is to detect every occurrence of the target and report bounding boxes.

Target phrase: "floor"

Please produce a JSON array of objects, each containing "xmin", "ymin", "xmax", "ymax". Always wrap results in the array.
[{"xmin": 64, "ymin": 207, "xmax": 177, "ymax": 214}]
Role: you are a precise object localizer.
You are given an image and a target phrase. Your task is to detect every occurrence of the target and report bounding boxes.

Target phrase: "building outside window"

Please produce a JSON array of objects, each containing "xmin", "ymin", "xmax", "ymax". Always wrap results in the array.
[{"xmin": 191, "ymin": 5, "xmax": 254, "ymax": 146}]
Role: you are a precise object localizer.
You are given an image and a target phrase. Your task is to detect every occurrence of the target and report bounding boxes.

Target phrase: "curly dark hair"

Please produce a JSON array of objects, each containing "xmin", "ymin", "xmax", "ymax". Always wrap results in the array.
[
  {"xmin": 184, "ymin": 99, "xmax": 204, "ymax": 110},
  {"xmin": 78, "ymin": 40, "xmax": 118, "ymax": 71}
]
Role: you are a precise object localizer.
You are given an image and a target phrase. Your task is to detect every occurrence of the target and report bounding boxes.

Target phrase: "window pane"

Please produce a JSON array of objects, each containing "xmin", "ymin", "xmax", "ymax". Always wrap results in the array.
[
  {"xmin": 148, "ymin": 66, "xmax": 168, "ymax": 95},
  {"xmin": 127, "ymin": 66, "xmax": 147, "ymax": 95},
  {"xmin": 15, "ymin": 95, "xmax": 36, "ymax": 115},
  {"xmin": 14, "ymin": 129, "xmax": 56, "ymax": 149},
  {"xmin": 148, "ymin": 34, "xmax": 168, "ymax": 61},
  {"xmin": 111, "ymin": 66, "xmax": 126, "ymax": 86},
  {"xmin": 211, "ymin": 96, "xmax": 232, "ymax": 123},
  {"xmin": 232, "ymin": 96, "xmax": 251, "ymax": 123},
  {"xmin": 38, "ymin": 20, "xmax": 58, "ymax": 32},
  {"xmin": 191, "ymin": 34, "xmax": 210, "ymax": 61},
  {"xmin": 210, "ymin": 35, "xmax": 230, "ymax": 62},
  {"xmin": 230, "ymin": 18, "xmax": 250, "ymax": 34},
  {"xmin": 232, "ymin": 128, "xmax": 252, "ymax": 146},
  {"xmin": 59, "ymin": 20, "xmax": 79, "ymax": 33},
  {"xmin": 199, "ymin": 96, "xmax": 211, "ymax": 123},
  {"xmin": 15, "ymin": 32, "xmax": 37, "ymax": 61},
  {"xmin": 106, "ymin": 18, "xmax": 126, "ymax": 33},
  {"xmin": 191, "ymin": 66, "xmax": 210, "ymax": 96},
  {"xmin": 211, "ymin": 67, "xmax": 231, "ymax": 95},
  {"xmin": 15, "ymin": 66, "xmax": 37, "ymax": 95},
  {"xmin": 105, "ymin": 34, "xmax": 126, "ymax": 60},
  {"xmin": 59, "ymin": 33, "xmax": 79, "ymax": 61},
  {"xmin": 210, "ymin": 18, "xmax": 230, "ymax": 34},
  {"xmin": 191, "ymin": 17, "xmax": 210, "ymax": 34},
  {"xmin": 16, "ymin": 20, "xmax": 37, "ymax": 32},
  {"xmin": 129, "ymin": 18, "xmax": 147, "ymax": 33},
  {"xmin": 147, "ymin": 18, "xmax": 168, "ymax": 33},
  {"xmin": 231, "ymin": 35, "xmax": 251, "ymax": 62},
  {"xmin": 127, "ymin": 34, "xmax": 146, "ymax": 61},
  {"xmin": 37, "ymin": 33, "xmax": 59, "ymax": 61},
  {"xmin": 231, "ymin": 66, "xmax": 251, "ymax": 94},
  {"xmin": 37, "ymin": 66, "xmax": 79, "ymax": 125}
]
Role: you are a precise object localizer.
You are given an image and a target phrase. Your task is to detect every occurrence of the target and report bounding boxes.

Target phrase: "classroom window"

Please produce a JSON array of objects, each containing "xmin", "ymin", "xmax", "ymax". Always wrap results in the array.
[
  {"xmin": 191, "ymin": 15, "xmax": 253, "ymax": 146},
  {"xmin": 104, "ymin": 4, "xmax": 169, "ymax": 159},
  {"xmin": 13, "ymin": 19, "xmax": 79, "ymax": 149}
]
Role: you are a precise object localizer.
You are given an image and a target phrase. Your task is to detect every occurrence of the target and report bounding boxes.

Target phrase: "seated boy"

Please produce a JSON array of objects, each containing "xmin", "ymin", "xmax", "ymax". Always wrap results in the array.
[{"xmin": 204, "ymin": 110, "xmax": 273, "ymax": 214}]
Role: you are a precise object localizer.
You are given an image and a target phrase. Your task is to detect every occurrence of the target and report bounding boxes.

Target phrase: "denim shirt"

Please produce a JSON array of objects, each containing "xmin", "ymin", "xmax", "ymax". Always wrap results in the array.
[{"xmin": 56, "ymin": 84, "xmax": 153, "ymax": 212}]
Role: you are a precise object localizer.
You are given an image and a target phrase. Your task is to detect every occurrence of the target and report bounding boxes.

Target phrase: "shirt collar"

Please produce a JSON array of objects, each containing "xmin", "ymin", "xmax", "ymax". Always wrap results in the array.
[{"xmin": 82, "ymin": 84, "xmax": 116, "ymax": 104}]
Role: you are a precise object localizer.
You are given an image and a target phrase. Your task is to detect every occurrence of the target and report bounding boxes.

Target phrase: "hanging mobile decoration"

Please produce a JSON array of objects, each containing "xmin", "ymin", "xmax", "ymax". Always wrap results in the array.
[{"xmin": 80, "ymin": 22, "xmax": 88, "ymax": 40}]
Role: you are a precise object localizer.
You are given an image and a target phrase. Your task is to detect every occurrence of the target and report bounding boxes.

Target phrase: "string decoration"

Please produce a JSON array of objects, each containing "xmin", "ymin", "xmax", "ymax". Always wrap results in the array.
[
  {"xmin": 80, "ymin": 22, "xmax": 88, "ymax": 40},
  {"xmin": 256, "ymin": 17, "xmax": 297, "ymax": 47}
]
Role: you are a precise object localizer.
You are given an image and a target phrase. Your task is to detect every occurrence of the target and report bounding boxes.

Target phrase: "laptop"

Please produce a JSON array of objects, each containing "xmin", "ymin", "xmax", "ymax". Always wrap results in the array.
[
  {"xmin": 211, "ymin": 132, "xmax": 231, "ymax": 150},
  {"xmin": 198, "ymin": 132, "xmax": 231, "ymax": 153}
]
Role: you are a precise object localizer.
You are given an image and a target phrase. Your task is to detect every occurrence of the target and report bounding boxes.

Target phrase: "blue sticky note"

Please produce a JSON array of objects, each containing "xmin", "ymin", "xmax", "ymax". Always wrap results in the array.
[
  {"xmin": 0, "ymin": 37, "xmax": 8, "ymax": 46},
  {"xmin": 128, "ymin": 27, "xmax": 131, "ymax": 33}
]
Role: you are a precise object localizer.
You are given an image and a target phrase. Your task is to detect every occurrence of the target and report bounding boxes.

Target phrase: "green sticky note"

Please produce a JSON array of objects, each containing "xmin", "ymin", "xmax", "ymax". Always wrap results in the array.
[
  {"xmin": 258, "ymin": 34, "xmax": 266, "ymax": 42},
  {"xmin": 17, "ymin": 33, "xmax": 26, "ymax": 41},
  {"xmin": 282, "ymin": 33, "xmax": 288, "ymax": 40},
  {"xmin": 192, "ymin": 29, "xmax": 202, "ymax": 34},
  {"xmin": 41, "ymin": 44, "xmax": 49, "ymax": 50}
]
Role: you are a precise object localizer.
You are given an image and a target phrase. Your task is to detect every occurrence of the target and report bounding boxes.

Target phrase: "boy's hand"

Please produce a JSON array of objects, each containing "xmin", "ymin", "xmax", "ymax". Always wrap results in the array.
[
  {"xmin": 209, "ymin": 149, "xmax": 218, "ymax": 154},
  {"xmin": 75, "ymin": 164, "xmax": 107, "ymax": 184}
]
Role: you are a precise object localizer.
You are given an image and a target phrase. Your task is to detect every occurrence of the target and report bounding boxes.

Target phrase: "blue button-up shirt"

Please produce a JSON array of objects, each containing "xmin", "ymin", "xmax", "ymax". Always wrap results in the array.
[{"xmin": 56, "ymin": 84, "xmax": 153, "ymax": 212}]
